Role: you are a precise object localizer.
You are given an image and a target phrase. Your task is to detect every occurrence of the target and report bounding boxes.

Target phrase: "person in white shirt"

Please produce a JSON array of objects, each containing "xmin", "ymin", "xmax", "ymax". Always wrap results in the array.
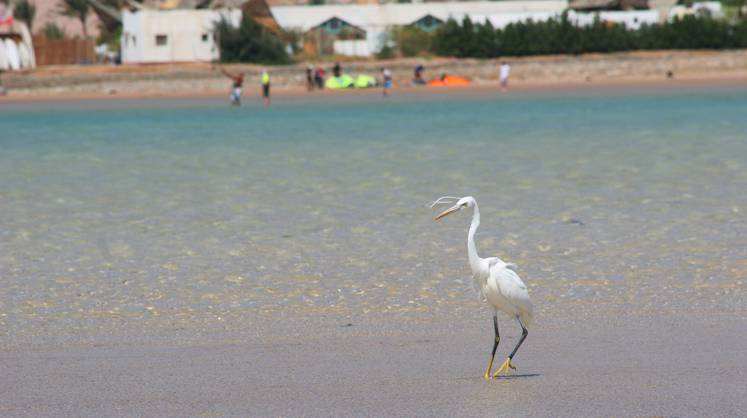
[
  {"xmin": 499, "ymin": 62, "xmax": 510, "ymax": 90},
  {"xmin": 381, "ymin": 67, "xmax": 392, "ymax": 97}
]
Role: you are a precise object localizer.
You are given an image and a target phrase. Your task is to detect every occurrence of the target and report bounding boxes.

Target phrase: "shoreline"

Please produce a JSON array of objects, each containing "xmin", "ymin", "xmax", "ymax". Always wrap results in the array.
[
  {"xmin": 2, "ymin": 49, "xmax": 747, "ymax": 103},
  {"xmin": 3, "ymin": 72, "xmax": 747, "ymax": 104}
]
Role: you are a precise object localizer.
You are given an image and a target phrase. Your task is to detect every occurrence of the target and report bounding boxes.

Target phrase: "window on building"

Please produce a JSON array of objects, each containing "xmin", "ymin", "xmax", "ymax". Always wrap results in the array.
[
  {"xmin": 201, "ymin": 33, "xmax": 209, "ymax": 42},
  {"xmin": 329, "ymin": 18, "xmax": 340, "ymax": 30},
  {"xmin": 155, "ymin": 34, "xmax": 168, "ymax": 46},
  {"xmin": 414, "ymin": 14, "xmax": 443, "ymax": 32}
]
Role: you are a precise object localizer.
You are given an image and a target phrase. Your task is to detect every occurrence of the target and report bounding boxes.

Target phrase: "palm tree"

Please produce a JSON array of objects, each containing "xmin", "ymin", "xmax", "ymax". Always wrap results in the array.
[
  {"xmin": 58, "ymin": 0, "xmax": 90, "ymax": 38},
  {"xmin": 14, "ymin": 0, "xmax": 36, "ymax": 33}
]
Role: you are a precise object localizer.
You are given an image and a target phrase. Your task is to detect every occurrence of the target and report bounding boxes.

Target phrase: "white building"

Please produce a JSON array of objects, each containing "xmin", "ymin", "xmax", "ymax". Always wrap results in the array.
[
  {"xmin": 569, "ymin": 10, "xmax": 659, "ymax": 29},
  {"xmin": 669, "ymin": 1, "xmax": 724, "ymax": 20},
  {"xmin": 271, "ymin": 1, "xmax": 569, "ymax": 56},
  {"xmin": 121, "ymin": 8, "xmax": 240, "ymax": 63},
  {"xmin": 119, "ymin": 0, "xmax": 663, "ymax": 62}
]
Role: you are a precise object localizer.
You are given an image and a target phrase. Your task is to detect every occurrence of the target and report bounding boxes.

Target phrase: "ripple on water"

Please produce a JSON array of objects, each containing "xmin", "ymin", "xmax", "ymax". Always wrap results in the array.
[{"xmin": 1, "ymin": 90, "xmax": 747, "ymax": 345}]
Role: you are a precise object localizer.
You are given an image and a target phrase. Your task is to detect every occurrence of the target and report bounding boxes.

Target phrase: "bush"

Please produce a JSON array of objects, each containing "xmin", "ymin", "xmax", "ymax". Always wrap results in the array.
[
  {"xmin": 43, "ymin": 22, "xmax": 65, "ymax": 39},
  {"xmin": 431, "ymin": 14, "xmax": 747, "ymax": 58},
  {"xmin": 216, "ymin": 15, "xmax": 290, "ymax": 64},
  {"xmin": 397, "ymin": 26, "xmax": 433, "ymax": 57},
  {"xmin": 376, "ymin": 44, "xmax": 396, "ymax": 59}
]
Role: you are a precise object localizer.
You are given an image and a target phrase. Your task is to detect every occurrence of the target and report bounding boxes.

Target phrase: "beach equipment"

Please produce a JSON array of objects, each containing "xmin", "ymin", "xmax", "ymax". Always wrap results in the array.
[
  {"xmin": 428, "ymin": 75, "xmax": 471, "ymax": 87},
  {"xmin": 431, "ymin": 196, "xmax": 533, "ymax": 379},
  {"xmin": 325, "ymin": 74, "xmax": 354, "ymax": 89},
  {"xmin": 18, "ymin": 42, "xmax": 31, "ymax": 69},
  {"xmin": 354, "ymin": 74, "xmax": 376, "ymax": 89},
  {"xmin": 0, "ymin": 41, "xmax": 9, "ymax": 70},
  {"xmin": 4, "ymin": 39, "xmax": 20, "ymax": 70}
]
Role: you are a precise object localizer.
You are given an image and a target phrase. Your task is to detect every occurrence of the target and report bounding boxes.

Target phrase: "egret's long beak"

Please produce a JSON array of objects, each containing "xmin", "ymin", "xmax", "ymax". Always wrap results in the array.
[{"xmin": 434, "ymin": 205, "xmax": 460, "ymax": 221}]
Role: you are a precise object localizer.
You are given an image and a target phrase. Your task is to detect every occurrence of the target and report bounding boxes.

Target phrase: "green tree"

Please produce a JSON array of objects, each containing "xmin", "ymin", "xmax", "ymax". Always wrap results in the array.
[
  {"xmin": 431, "ymin": 13, "xmax": 747, "ymax": 58},
  {"xmin": 431, "ymin": 18, "xmax": 464, "ymax": 56},
  {"xmin": 58, "ymin": 0, "xmax": 90, "ymax": 38},
  {"xmin": 397, "ymin": 26, "xmax": 433, "ymax": 57},
  {"xmin": 474, "ymin": 20, "xmax": 497, "ymax": 57},
  {"xmin": 13, "ymin": 0, "xmax": 36, "ymax": 32},
  {"xmin": 43, "ymin": 22, "xmax": 65, "ymax": 39},
  {"xmin": 215, "ymin": 15, "xmax": 290, "ymax": 64}
]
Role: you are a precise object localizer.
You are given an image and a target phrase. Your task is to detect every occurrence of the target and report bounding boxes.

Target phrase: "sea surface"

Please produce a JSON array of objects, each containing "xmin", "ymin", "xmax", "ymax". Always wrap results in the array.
[{"xmin": 2, "ymin": 88, "xmax": 746, "ymax": 347}]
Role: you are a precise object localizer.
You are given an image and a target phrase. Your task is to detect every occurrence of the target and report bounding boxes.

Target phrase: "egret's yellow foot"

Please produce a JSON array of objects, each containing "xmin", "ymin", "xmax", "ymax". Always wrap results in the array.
[
  {"xmin": 492, "ymin": 358, "xmax": 516, "ymax": 377},
  {"xmin": 484, "ymin": 357, "xmax": 495, "ymax": 379}
]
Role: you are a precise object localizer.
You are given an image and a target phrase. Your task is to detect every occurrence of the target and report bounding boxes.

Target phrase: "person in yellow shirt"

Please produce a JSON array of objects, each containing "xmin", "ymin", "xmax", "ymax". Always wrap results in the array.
[{"xmin": 261, "ymin": 69, "xmax": 271, "ymax": 107}]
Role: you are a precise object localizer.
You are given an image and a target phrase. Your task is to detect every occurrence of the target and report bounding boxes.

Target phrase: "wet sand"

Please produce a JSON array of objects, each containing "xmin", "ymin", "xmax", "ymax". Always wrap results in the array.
[{"xmin": 3, "ymin": 314, "xmax": 746, "ymax": 417}]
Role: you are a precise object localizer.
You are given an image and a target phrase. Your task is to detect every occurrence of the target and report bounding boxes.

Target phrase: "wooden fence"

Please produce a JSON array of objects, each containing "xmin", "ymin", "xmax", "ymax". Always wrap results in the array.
[{"xmin": 33, "ymin": 36, "xmax": 96, "ymax": 66}]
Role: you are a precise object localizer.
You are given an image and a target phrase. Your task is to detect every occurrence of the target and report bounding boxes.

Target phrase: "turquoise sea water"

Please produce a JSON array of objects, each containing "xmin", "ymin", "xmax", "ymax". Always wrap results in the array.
[{"xmin": 2, "ymin": 88, "xmax": 746, "ymax": 345}]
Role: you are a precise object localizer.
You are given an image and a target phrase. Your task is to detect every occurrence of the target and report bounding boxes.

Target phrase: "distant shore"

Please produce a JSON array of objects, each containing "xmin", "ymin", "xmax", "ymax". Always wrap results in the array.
[{"xmin": 2, "ymin": 49, "xmax": 747, "ymax": 102}]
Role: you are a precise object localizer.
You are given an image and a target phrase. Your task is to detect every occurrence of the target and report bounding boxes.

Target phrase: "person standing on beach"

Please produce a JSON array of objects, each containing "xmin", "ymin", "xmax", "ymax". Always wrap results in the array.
[
  {"xmin": 413, "ymin": 64, "xmax": 426, "ymax": 85},
  {"xmin": 333, "ymin": 62, "xmax": 341, "ymax": 78},
  {"xmin": 314, "ymin": 67, "xmax": 325, "ymax": 89},
  {"xmin": 261, "ymin": 68, "xmax": 271, "ymax": 107},
  {"xmin": 381, "ymin": 67, "xmax": 392, "ymax": 97},
  {"xmin": 499, "ymin": 61, "xmax": 510, "ymax": 90},
  {"xmin": 306, "ymin": 65, "xmax": 314, "ymax": 91},
  {"xmin": 220, "ymin": 68, "xmax": 244, "ymax": 106}
]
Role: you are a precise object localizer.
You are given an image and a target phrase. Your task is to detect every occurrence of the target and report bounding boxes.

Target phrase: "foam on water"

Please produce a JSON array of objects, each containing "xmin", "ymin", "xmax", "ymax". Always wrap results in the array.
[{"xmin": 2, "ymin": 89, "xmax": 746, "ymax": 345}]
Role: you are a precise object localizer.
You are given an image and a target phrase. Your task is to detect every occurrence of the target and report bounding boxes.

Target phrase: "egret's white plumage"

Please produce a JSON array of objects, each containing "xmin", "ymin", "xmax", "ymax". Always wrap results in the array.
[
  {"xmin": 432, "ymin": 195, "xmax": 533, "ymax": 378},
  {"xmin": 479, "ymin": 260, "xmax": 533, "ymax": 328}
]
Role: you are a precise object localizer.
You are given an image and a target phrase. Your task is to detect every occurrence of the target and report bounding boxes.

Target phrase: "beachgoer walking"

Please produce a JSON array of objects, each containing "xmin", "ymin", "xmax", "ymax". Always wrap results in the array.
[
  {"xmin": 413, "ymin": 64, "xmax": 425, "ymax": 85},
  {"xmin": 499, "ymin": 61, "xmax": 510, "ymax": 90},
  {"xmin": 261, "ymin": 68, "xmax": 271, "ymax": 107},
  {"xmin": 306, "ymin": 65, "xmax": 314, "ymax": 91},
  {"xmin": 221, "ymin": 68, "xmax": 244, "ymax": 106},
  {"xmin": 381, "ymin": 67, "xmax": 392, "ymax": 97}
]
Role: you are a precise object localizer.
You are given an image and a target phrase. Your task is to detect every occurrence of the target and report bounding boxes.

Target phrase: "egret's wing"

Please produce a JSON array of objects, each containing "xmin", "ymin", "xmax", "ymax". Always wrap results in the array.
[
  {"xmin": 491, "ymin": 264, "xmax": 534, "ymax": 326},
  {"xmin": 488, "ymin": 257, "xmax": 517, "ymax": 271}
]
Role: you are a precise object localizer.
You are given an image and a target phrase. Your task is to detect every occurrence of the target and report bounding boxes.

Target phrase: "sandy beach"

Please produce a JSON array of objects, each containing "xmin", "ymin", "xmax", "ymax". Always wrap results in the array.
[
  {"xmin": 2, "ymin": 72, "xmax": 747, "ymax": 106},
  {"xmin": 2, "ymin": 81, "xmax": 746, "ymax": 417},
  {"xmin": 2, "ymin": 49, "xmax": 747, "ymax": 102}
]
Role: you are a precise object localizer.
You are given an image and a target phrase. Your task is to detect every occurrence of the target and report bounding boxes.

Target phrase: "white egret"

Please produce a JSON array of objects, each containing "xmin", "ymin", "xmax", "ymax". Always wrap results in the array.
[{"xmin": 431, "ymin": 196, "xmax": 533, "ymax": 379}]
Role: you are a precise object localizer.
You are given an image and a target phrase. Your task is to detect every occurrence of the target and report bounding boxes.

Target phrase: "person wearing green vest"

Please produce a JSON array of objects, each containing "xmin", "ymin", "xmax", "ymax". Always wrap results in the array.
[{"xmin": 261, "ymin": 69, "xmax": 271, "ymax": 107}]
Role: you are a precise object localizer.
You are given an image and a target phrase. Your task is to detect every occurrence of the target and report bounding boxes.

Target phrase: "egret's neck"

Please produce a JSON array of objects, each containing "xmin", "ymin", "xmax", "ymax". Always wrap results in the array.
[{"xmin": 467, "ymin": 203, "xmax": 482, "ymax": 273}]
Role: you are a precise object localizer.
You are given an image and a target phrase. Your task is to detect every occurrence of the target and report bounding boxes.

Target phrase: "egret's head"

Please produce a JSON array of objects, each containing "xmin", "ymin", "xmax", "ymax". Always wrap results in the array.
[{"xmin": 430, "ymin": 196, "xmax": 475, "ymax": 221}]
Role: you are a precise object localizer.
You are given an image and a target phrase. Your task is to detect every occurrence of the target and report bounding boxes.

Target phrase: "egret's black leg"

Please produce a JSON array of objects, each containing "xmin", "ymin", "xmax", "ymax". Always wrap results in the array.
[
  {"xmin": 484, "ymin": 314, "xmax": 500, "ymax": 379},
  {"xmin": 493, "ymin": 316, "xmax": 528, "ymax": 377},
  {"xmin": 508, "ymin": 316, "xmax": 528, "ymax": 360}
]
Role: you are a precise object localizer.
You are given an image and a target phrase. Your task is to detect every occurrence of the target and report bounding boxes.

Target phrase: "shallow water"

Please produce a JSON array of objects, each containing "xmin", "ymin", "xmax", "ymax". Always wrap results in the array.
[{"xmin": 2, "ymin": 89, "xmax": 746, "ymax": 345}]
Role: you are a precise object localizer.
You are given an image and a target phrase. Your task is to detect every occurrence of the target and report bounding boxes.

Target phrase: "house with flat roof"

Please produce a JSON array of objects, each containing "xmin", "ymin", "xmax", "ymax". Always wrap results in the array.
[{"xmin": 121, "ymin": 8, "xmax": 241, "ymax": 63}]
